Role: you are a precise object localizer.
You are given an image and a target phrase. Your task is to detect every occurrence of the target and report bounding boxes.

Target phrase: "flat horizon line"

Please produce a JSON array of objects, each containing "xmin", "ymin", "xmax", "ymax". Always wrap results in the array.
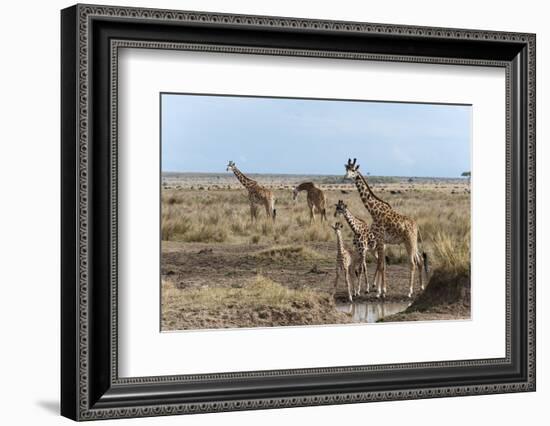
[{"xmin": 162, "ymin": 171, "xmax": 468, "ymax": 179}]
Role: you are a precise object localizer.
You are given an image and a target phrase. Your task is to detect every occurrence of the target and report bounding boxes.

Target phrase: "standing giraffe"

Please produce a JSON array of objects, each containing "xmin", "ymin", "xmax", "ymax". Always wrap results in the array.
[
  {"xmin": 292, "ymin": 182, "xmax": 327, "ymax": 222},
  {"xmin": 344, "ymin": 158, "xmax": 427, "ymax": 298},
  {"xmin": 330, "ymin": 222, "xmax": 359, "ymax": 302},
  {"xmin": 334, "ymin": 200, "xmax": 380, "ymax": 297},
  {"xmin": 226, "ymin": 161, "xmax": 276, "ymax": 221}
]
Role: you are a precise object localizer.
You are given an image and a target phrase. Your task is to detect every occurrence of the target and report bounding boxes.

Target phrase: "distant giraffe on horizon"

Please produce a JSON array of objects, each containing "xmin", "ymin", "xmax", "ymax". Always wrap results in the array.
[
  {"xmin": 226, "ymin": 161, "xmax": 276, "ymax": 221},
  {"xmin": 344, "ymin": 158, "xmax": 428, "ymax": 298},
  {"xmin": 334, "ymin": 200, "xmax": 380, "ymax": 297},
  {"xmin": 292, "ymin": 182, "xmax": 327, "ymax": 222}
]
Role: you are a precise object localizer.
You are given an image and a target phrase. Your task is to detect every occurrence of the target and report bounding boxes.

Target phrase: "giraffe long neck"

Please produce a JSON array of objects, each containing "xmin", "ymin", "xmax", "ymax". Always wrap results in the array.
[
  {"xmin": 342, "ymin": 209, "xmax": 363, "ymax": 236},
  {"xmin": 335, "ymin": 230, "xmax": 346, "ymax": 256},
  {"xmin": 353, "ymin": 173, "xmax": 390, "ymax": 219},
  {"xmin": 232, "ymin": 167, "xmax": 255, "ymax": 189}
]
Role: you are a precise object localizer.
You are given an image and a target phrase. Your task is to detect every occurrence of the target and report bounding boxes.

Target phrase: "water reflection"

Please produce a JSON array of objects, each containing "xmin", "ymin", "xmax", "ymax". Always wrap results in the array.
[{"xmin": 335, "ymin": 301, "xmax": 411, "ymax": 323}]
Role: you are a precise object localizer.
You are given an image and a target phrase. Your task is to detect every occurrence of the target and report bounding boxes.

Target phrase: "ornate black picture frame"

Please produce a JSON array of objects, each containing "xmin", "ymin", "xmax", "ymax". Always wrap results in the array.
[{"xmin": 61, "ymin": 4, "xmax": 536, "ymax": 421}]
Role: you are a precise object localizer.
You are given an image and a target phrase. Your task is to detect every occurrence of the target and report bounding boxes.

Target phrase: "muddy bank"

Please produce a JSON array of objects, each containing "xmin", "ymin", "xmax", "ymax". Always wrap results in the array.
[
  {"xmin": 162, "ymin": 276, "xmax": 352, "ymax": 330},
  {"xmin": 379, "ymin": 268, "xmax": 470, "ymax": 322},
  {"xmin": 162, "ymin": 241, "xmax": 423, "ymax": 302},
  {"xmin": 161, "ymin": 242, "xmax": 468, "ymax": 330}
]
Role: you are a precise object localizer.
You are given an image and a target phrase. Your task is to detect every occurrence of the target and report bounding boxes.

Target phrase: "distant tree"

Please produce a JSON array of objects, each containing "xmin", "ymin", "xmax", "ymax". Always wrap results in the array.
[{"xmin": 461, "ymin": 171, "xmax": 471, "ymax": 177}]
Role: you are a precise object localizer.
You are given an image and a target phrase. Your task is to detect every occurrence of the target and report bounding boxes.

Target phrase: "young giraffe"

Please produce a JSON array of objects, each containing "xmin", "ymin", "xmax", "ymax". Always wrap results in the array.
[
  {"xmin": 226, "ymin": 161, "xmax": 276, "ymax": 221},
  {"xmin": 292, "ymin": 182, "xmax": 327, "ymax": 222},
  {"xmin": 330, "ymin": 222, "xmax": 358, "ymax": 303},
  {"xmin": 334, "ymin": 200, "xmax": 379, "ymax": 297},
  {"xmin": 344, "ymin": 158, "xmax": 427, "ymax": 298}
]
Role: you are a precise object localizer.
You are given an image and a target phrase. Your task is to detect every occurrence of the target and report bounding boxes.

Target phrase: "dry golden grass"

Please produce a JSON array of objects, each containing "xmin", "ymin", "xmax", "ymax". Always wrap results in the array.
[
  {"xmin": 161, "ymin": 183, "xmax": 470, "ymax": 269},
  {"xmin": 431, "ymin": 228, "xmax": 471, "ymax": 274},
  {"xmin": 162, "ymin": 275, "xmax": 351, "ymax": 330},
  {"xmin": 174, "ymin": 275, "xmax": 321, "ymax": 309}
]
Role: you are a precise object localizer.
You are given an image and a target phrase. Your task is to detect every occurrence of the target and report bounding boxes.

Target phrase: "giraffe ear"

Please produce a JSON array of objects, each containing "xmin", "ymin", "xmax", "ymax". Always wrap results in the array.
[{"xmin": 356, "ymin": 164, "xmax": 360, "ymax": 170}]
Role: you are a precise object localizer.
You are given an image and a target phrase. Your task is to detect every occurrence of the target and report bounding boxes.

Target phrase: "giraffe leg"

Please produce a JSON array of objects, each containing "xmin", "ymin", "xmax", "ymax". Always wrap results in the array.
[
  {"xmin": 407, "ymin": 252, "xmax": 416, "ymax": 299},
  {"xmin": 355, "ymin": 265, "xmax": 361, "ymax": 296},
  {"xmin": 250, "ymin": 203, "xmax": 258, "ymax": 221},
  {"xmin": 356, "ymin": 260, "xmax": 363, "ymax": 296},
  {"xmin": 333, "ymin": 267, "xmax": 340, "ymax": 294},
  {"xmin": 344, "ymin": 268, "xmax": 353, "ymax": 302},
  {"xmin": 416, "ymin": 252, "xmax": 424, "ymax": 291},
  {"xmin": 372, "ymin": 251, "xmax": 380, "ymax": 290},
  {"xmin": 361, "ymin": 262, "xmax": 369, "ymax": 295},
  {"xmin": 362, "ymin": 257, "xmax": 369, "ymax": 294},
  {"xmin": 264, "ymin": 200, "xmax": 271, "ymax": 220},
  {"xmin": 376, "ymin": 245, "xmax": 385, "ymax": 299}
]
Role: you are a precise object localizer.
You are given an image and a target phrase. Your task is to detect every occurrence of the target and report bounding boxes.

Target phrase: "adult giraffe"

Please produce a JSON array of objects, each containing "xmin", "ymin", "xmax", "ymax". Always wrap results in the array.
[
  {"xmin": 292, "ymin": 181, "xmax": 327, "ymax": 222},
  {"xmin": 344, "ymin": 158, "xmax": 427, "ymax": 298},
  {"xmin": 226, "ymin": 161, "xmax": 276, "ymax": 221}
]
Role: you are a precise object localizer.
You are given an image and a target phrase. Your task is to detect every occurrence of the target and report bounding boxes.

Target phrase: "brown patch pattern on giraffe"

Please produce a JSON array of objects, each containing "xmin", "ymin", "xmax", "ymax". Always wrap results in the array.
[
  {"xmin": 226, "ymin": 161, "xmax": 276, "ymax": 221},
  {"xmin": 292, "ymin": 181, "xmax": 327, "ymax": 222},
  {"xmin": 330, "ymin": 222, "xmax": 358, "ymax": 302},
  {"xmin": 344, "ymin": 158, "xmax": 427, "ymax": 298},
  {"xmin": 334, "ymin": 200, "xmax": 380, "ymax": 297}
]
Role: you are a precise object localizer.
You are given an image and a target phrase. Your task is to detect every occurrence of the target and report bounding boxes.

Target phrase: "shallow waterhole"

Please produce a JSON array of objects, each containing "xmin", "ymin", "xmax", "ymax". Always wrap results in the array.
[{"xmin": 335, "ymin": 301, "xmax": 411, "ymax": 323}]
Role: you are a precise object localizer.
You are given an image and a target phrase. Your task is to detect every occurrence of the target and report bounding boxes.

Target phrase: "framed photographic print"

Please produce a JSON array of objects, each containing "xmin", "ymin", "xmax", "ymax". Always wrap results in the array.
[{"xmin": 61, "ymin": 4, "xmax": 536, "ymax": 421}]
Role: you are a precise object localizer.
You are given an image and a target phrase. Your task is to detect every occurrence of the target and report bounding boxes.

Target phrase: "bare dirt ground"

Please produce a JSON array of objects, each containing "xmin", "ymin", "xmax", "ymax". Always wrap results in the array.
[{"xmin": 162, "ymin": 241, "xmax": 418, "ymax": 300}]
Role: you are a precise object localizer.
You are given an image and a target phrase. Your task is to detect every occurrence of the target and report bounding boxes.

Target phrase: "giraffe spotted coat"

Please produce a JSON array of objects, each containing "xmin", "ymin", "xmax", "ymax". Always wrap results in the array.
[{"xmin": 226, "ymin": 161, "xmax": 276, "ymax": 221}]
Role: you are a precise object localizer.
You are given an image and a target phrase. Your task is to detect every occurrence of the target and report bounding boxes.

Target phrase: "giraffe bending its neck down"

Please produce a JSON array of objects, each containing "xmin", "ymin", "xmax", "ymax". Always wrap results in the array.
[
  {"xmin": 344, "ymin": 158, "xmax": 428, "ymax": 298},
  {"xmin": 330, "ymin": 222, "xmax": 359, "ymax": 302},
  {"xmin": 292, "ymin": 182, "xmax": 327, "ymax": 222},
  {"xmin": 334, "ymin": 200, "xmax": 379, "ymax": 297},
  {"xmin": 226, "ymin": 161, "xmax": 276, "ymax": 221}
]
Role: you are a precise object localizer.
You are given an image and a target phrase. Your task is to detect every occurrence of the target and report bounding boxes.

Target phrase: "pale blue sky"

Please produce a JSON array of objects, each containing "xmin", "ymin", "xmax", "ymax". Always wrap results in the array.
[{"xmin": 161, "ymin": 94, "xmax": 471, "ymax": 177}]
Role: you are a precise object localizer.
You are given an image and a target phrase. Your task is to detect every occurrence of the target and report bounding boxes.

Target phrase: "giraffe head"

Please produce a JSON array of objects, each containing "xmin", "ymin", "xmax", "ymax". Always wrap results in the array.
[
  {"xmin": 292, "ymin": 187, "xmax": 299, "ymax": 201},
  {"xmin": 334, "ymin": 200, "xmax": 347, "ymax": 217},
  {"xmin": 344, "ymin": 158, "xmax": 360, "ymax": 180},
  {"xmin": 331, "ymin": 222, "xmax": 344, "ymax": 232},
  {"xmin": 226, "ymin": 161, "xmax": 236, "ymax": 172}
]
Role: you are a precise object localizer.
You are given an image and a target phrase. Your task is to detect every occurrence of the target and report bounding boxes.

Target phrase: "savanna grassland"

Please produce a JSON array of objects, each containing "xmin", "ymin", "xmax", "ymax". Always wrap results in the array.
[{"xmin": 161, "ymin": 173, "xmax": 471, "ymax": 330}]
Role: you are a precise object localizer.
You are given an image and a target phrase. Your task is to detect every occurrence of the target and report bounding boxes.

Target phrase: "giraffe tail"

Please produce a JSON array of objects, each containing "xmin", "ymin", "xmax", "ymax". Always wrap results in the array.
[
  {"xmin": 272, "ymin": 208, "xmax": 277, "ymax": 221},
  {"xmin": 417, "ymin": 228, "xmax": 429, "ymax": 274},
  {"xmin": 422, "ymin": 252, "xmax": 429, "ymax": 274}
]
